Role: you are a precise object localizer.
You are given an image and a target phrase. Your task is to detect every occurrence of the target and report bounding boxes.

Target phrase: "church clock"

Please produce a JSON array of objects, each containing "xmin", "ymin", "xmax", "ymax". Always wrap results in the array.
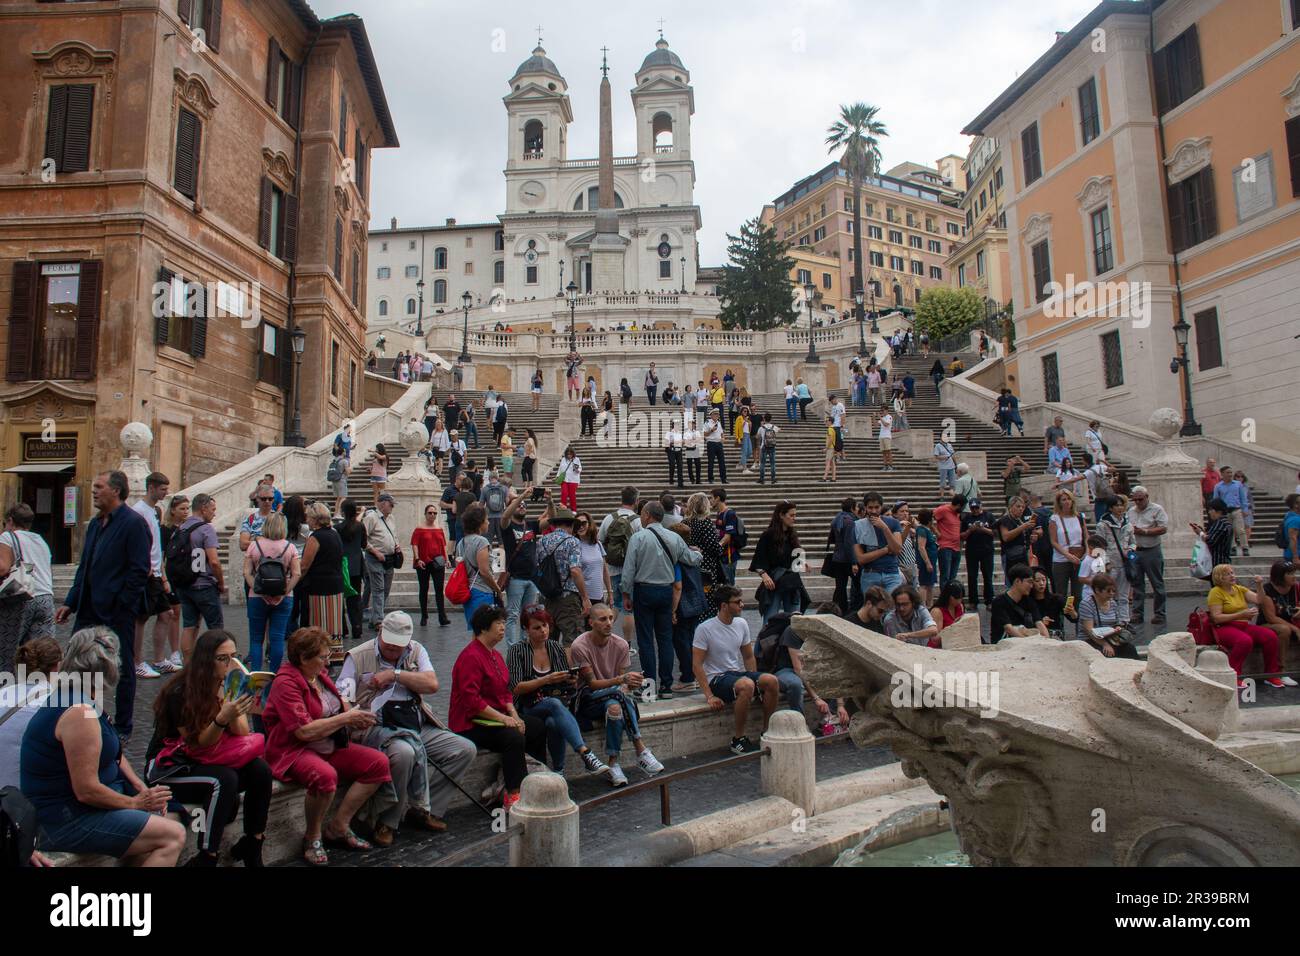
[{"xmin": 519, "ymin": 181, "xmax": 547, "ymax": 207}]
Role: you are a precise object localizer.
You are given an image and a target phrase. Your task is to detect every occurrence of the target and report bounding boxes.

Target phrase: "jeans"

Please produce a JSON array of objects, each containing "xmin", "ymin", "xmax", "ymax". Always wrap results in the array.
[
  {"xmin": 798, "ymin": 397, "xmax": 810, "ymax": 421},
  {"xmin": 647, "ymin": 387, "xmax": 657, "ymax": 405},
  {"xmin": 1051, "ymin": 560, "xmax": 1082, "ymax": 605},
  {"xmin": 774, "ymin": 667, "xmax": 805, "ymax": 714},
  {"xmin": 938, "ymin": 549, "xmax": 961, "ymax": 588},
  {"xmin": 521, "ymin": 696, "xmax": 588, "ymax": 770},
  {"xmin": 762, "ymin": 590, "xmax": 798, "ymax": 623},
  {"xmin": 632, "ymin": 583, "xmax": 675, "ymax": 692},
  {"xmin": 462, "ymin": 588, "xmax": 496, "ymax": 631},
  {"xmin": 672, "ymin": 613, "xmax": 699, "ymax": 686},
  {"xmin": 966, "ymin": 551, "xmax": 994, "ymax": 606},
  {"xmin": 938, "ymin": 466, "xmax": 956, "ymax": 490},
  {"xmin": 1131, "ymin": 547, "xmax": 1167, "ymax": 619},
  {"xmin": 578, "ymin": 688, "xmax": 641, "ymax": 758},
  {"xmin": 506, "ymin": 577, "xmax": 541, "ymax": 646},
  {"xmin": 741, "ymin": 434, "xmax": 753, "ymax": 470},
  {"xmin": 365, "ymin": 554, "xmax": 394, "ymax": 624},
  {"xmin": 466, "ymin": 420, "xmax": 479, "ymax": 447},
  {"xmin": 706, "ymin": 443, "xmax": 727, "ymax": 483},
  {"xmin": 785, "ymin": 397, "xmax": 797, "ymax": 422},
  {"xmin": 759, "ymin": 447, "xmax": 776, "ymax": 483},
  {"xmin": 246, "ymin": 595, "xmax": 294, "ymax": 671},
  {"xmin": 860, "ymin": 569, "xmax": 904, "ymax": 597},
  {"xmin": 415, "ymin": 565, "xmax": 446, "ymax": 622}
]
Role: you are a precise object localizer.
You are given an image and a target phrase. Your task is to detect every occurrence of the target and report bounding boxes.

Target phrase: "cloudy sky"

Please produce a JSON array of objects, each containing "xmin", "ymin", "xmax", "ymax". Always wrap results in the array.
[{"xmin": 311, "ymin": 0, "xmax": 1102, "ymax": 264}]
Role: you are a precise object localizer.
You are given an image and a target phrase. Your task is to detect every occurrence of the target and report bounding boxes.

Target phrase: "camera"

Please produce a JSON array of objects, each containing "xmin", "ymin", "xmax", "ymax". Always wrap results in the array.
[{"xmin": 531, "ymin": 487, "xmax": 546, "ymax": 502}]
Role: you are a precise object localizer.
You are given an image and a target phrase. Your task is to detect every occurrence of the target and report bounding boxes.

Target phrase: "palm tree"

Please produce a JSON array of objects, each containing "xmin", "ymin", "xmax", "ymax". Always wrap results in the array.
[{"xmin": 826, "ymin": 104, "xmax": 888, "ymax": 335}]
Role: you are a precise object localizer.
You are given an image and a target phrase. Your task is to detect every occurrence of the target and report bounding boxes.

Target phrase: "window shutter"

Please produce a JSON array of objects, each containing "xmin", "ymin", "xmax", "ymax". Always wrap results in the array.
[
  {"xmin": 6, "ymin": 262, "xmax": 37, "ymax": 382},
  {"xmin": 282, "ymin": 193, "xmax": 299, "ymax": 263},
  {"xmin": 44, "ymin": 85, "xmax": 68, "ymax": 170},
  {"xmin": 1184, "ymin": 24, "xmax": 1203, "ymax": 97},
  {"xmin": 174, "ymin": 108, "xmax": 200, "ymax": 199},
  {"xmin": 1286, "ymin": 117, "xmax": 1300, "ymax": 198},
  {"xmin": 155, "ymin": 266, "xmax": 174, "ymax": 345},
  {"xmin": 1198, "ymin": 166, "xmax": 1218, "ymax": 240},
  {"xmin": 351, "ymin": 250, "xmax": 360, "ymax": 305},
  {"xmin": 72, "ymin": 260, "xmax": 102, "ymax": 380},
  {"xmin": 190, "ymin": 279, "xmax": 208, "ymax": 358},
  {"xmin": 265, "ymin": 38, "xmax": 281, "ymax": 106},
  {"xmin": 333, "ymin": 218, "xmax": 343, "ymax": 280},
  {"xmin": 1167, "ymin": 181, "xmax": 1186, "ymax": 253},
  {"xmin": 1193, "ymin": 308, "xmax": 1222, "ymax": 371},
  {"xmin": 1152, "ymin": 46, "xmax": 1170, "ymax": 115},
  {"xmin": 258, "ymin": 177, "xmax": 273, "ymax": 249},
  {"xmin": 205, "ymin": 0, "xmax": 222, "ymax": 52},
  {"xmin": 339, "ymin": 96, "xmax": 347, "ymax": 151},
  {"xmin": 288, "ymin": 62, "xmax": 303, "ymax": 131},
  {"xmin": 61, "ymin": 85, "xmax": 94, "ymax": 173},
  {"xmin": 178, "ymin": 0, "xmax": 194, "ymax": 26}
]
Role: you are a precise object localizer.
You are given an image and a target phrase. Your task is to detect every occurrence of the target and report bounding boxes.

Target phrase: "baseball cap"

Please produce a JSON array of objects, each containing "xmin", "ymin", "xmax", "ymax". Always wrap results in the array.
[
  {"xmin": 378, "ymin": 493, "xmax": 395, "ymax": 504},
  {"xmin": 969, "ymin": 498, "xmax": 982, "ymax": 508},
  {"xmin": 381, "ymin": 611, "xmax": 413, "ymax": 647}
]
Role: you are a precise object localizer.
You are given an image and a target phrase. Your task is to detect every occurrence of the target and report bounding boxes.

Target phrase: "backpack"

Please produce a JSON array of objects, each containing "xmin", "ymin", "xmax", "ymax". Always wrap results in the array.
[
  {"xmin": 730, "ymin": 511, "xmax": 749, "ymax": 555},
  {"xmin": 759, "ymin": 425, "xmax": 776, "ymax": 451},
  {"xmin": 0, "ymin": 785, "xmax": 38, "ymax": 868},
  {"xmin": 678, "ymin": 563, "xmax": 705, "ymax": 620},
  {"xmin": 165, "ymin": 522, "xmax": 201, "ymax": 589},
  {"xmin": 604, "ymin": 513, "xmax": 635, "ymax": 566},
  {"xmin": 484, "ymin": 484, "xmax": 506, "ymax": 515},
  {"xmin": 451, "ymin": 444, "xmax": 464, "ymax": 467},
  {"xmin": 755, "ymin": 613, "xmax": 794, "ymax": 673},
  {"xmin": 1187, "ymin": 607, "xmax": 1215, "ymax": 646},
  {"xmin": 533, "ymin": 537, "xmax": 565, "ymax": 600},
  {"xmin": 252, "ymin": 540, "xmax": 288, "ymax": 597},
  {"xmin": 326, "ymin": 457, "xmax": 344, "ymax": 483},
  {"xmin": 495, "ymin": 403, "xmax": 507, "ymax": 425},
  {"xmin": 1275, "ymin": 517, "xmax": 1291, "ymax": 551}
]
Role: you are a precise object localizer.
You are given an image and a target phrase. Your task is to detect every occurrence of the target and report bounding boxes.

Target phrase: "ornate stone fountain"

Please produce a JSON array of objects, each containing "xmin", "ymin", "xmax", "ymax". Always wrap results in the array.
[{"xmin": 795, "ymin": 615, "xmax": 1300, "ymax": 866}]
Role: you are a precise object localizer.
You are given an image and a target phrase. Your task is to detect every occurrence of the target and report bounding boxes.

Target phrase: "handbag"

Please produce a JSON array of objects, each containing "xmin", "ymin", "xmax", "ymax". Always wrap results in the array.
[
  {"xmin": 380, "ymin": 698, "xmax": 422, "ymax": 732},
  {"xmin": 154, "ymin": 731, "xmax": 266, "ymax": 771},
  {"xmin": 1106, "ymin": 524, "xmax": 1140, "ymax": 586},
  {"xmin": 341, "ymin": 556, "xmax": 358, "ymax": 597},
  {"xmin": 0, "ymin": 532, "xmax": 36, "ymax": 603}
]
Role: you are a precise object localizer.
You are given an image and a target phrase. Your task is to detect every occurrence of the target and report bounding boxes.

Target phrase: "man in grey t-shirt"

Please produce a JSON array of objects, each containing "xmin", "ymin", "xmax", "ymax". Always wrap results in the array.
[{"xmin": 692, "ymin": 585, "xmax": 778, "ymax": 754}]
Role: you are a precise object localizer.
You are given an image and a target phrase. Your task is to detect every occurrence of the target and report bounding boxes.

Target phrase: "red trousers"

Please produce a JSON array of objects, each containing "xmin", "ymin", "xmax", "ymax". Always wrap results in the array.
[
  {"xmin": 1214, "ymin": 622, "xmax": 1280, "ymax": 676},
  {"xmin": 560, "ymin": 482, "xmax": 579, "ymax": 511},
  {"xmin": 283, "ymin": 744, "xmax": 391, "ymax": 795}
]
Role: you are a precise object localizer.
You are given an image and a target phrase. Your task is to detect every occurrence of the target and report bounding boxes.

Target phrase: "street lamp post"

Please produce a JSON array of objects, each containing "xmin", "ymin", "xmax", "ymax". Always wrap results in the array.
[
  {"xmin": 869, "ymin": 285, "xmax": 879, "ymax": 334},
  {"xmin": 1170, "ymin": 317, "xmax": 1202, "ymax": 436},
  {"xmin": 855, "ymin": 288, "xmax": 866, "ymax": 358},
  {"xmin": 680, "ymin": 256, "xmax": 686, "ymax": 294},
  {"xmin": 459, "ymin": 290, "xmax": 473, "ymax": 364},
  {"xmin": 287, "ymin": 325, "xmax": 306, "ymax": 447},
  {"xmin": 804, "ymin": 282, "xmax": 820, "ymax": 364},
  {"xmin": 558, "ymin": 259, "xmax": 565, "ymax": 297},
  {"xmin": 566, "ymin": 280, "xmax": 578, "ymax": 353},
  {"xmin": 415, "ymin": 278, "xmax": 424, "ymax": 337}
]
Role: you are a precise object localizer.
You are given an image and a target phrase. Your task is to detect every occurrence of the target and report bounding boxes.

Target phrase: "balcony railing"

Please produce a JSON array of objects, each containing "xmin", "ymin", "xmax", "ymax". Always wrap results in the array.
[
  {"xmin": 654, "ymin": 144, "xmax": 674, "ymax": 154},
  {"xmin": 523, "ymin": 151, "xmax": 544, "ymax": 160}
]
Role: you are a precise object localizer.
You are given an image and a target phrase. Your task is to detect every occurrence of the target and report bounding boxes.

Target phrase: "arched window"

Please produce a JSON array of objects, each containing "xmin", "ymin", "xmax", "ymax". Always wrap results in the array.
[
  {"xmin": 494, "ymin": 260, "xmax": 505, "ymax": 283},
  {"xmin": 378, "ymin": 300, "xmax": 388, "ymax": 317},
  {"xmin": 494, "ymin": 230, "xmax": 504, "ymax": 251},
  {"xmin": 406, "ymin": 298, "xmax": 416, "ymax": 315},
  {"xmin": 433, "ymin": 279, "xmax": 447, "ymax": 304},
  {"xmin": 581, "ymin": 186, "xmax": 623, "ymax": 211},
  {"xmin": 523, "ymin": 120, "xmax": 544, "ymax": 157},
  {"xmin": 434, "ymin": 247, "xmax": 448, "ymax": 270},
  {"xmin": 652, "ymin": 112, "xmax": 674, "ymax": 150}
]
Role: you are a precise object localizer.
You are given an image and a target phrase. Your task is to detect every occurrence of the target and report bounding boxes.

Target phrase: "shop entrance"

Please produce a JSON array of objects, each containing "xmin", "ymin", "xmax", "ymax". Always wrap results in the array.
[{"xmin": 6, "ymin": 464, "xmax": 74, "ymax": 564}]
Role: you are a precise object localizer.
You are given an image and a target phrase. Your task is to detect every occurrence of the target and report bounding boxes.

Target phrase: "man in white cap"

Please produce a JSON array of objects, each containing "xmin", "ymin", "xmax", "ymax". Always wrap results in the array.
[{"xmin": 338, "ymin": 610, "xmax": 477, "ymax": 847}]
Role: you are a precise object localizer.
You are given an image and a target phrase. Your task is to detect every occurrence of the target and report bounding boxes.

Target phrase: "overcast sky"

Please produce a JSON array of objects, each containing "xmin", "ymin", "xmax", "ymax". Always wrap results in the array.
[{"xmin": 310, "ymin": 0, "xmax": 1102, "ymax": 264}]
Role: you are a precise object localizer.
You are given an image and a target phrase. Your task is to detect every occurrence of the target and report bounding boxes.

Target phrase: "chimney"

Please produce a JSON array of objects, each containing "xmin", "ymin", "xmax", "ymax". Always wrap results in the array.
[
  {"xmin": 390, "ymin": 217, "xmax": 397, "ymax": 230},
  {"xmin": 1055, "ymin": 31, "xmax": 1067, "ymax": 42},
  {"xmin": 446, "ymin": 218, "xmax": 456, "ymax": 226}
]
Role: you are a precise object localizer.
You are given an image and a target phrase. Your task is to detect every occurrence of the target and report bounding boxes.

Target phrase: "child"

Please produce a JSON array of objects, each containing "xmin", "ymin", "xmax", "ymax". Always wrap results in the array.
[{"xmin": 1077, "ymin": 534, "xmax": 1110, "ymax": 607}]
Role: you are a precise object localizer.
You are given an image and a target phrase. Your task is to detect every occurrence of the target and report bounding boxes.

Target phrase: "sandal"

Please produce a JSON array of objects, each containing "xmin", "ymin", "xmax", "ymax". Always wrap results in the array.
[
  {"xmin": 322, "ymin": 828, "xmax": 373, "ymax": 851},
  {"xmin": 303, "ymin": 838, "xmax": 328, "ymax": 866}
]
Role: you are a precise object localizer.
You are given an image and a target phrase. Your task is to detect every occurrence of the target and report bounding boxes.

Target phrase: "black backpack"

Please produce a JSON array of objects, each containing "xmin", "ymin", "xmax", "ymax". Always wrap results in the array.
[
  {"xmin": 506, "ymin": 528, "xmax": 537, "ymax": 580},
  {"xmin": 1275, "ymin": 517, "xmax": 1291, "ymax": 551},
  {"xmin": 755, "ymin": 613, "xmax": 794, "ymax": 673},
  {"xmin": 326, "ymin": 457, "xmax": 344, "ymax": 483},
  {"xmin": 252, "ymin": 540, "xmax": 288, "ymax": 597},
  {"xmin": 534, "ymin": 538, "xmax": 565, "ymax": 600},
  {"xmin": 165, "ymin": 522, "xmax": 200, "ymax": 589},
  {"xmin": 730, "ymin": 511, "xmax": 749, "ymax": 554},
  {"xmin": 0, "ymin": 786, "xmax": 38, "ymax": 868}
]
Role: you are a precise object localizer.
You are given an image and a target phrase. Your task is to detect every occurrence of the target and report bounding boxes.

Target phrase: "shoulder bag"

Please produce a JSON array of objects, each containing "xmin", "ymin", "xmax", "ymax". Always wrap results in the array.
[{"xmin": 0, "ymin": 532, "xmax": 35, "ymax": 603}]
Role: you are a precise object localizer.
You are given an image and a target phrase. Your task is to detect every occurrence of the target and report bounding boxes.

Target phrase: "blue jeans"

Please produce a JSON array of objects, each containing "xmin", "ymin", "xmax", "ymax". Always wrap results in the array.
[
  {"xmin": 938, "ymin": 548, "xmax": 962, "ymax": 587},
  {"xmin": 466, "ymin": 420, "xmax": 479, "ymax": 447},
  {"xmin": 632, "ymin": 583, "xmax": 675, "ymax": 691},
  {"xmin": 246, "ymin": 595, "xmax": 294, "ymax": 671},
  {"xmin": 579, "ymin": 687, "xmax": 641, "ymax": 758},
  {"xmin": 762, "ymin": 590, "xmax": 798, "ymax": 623},
  {"xmin": 785, "ymin": 397, "xmax": 797, "ymax": 422},
  {"xmin": 860, "ymin": 569, "xmax": 904, "ymax": 597},
  {"xmin": 521, "ymin": 696, "xmax": 587, "ymax": 770},
  {"xmin": 774, "ymin": 667, "xmax": 805, "ymax": 714},
  {"xmin": 506, "ymin": 577, "xmax": 540, "ymax": 647},
  {"xmin": 741, "ymin": 434, "xmax": 753, "ymax": 470},
  {"xmin": 672, "ymin": 613, "xmax": 699, "ymax": 685},
  {"xmin": 462, "ymin": 588, "xmax": 496, "ymax": 630},
  {"xmin": 759, "ymin": 447, "xmax": 776, "ymax": 483}
]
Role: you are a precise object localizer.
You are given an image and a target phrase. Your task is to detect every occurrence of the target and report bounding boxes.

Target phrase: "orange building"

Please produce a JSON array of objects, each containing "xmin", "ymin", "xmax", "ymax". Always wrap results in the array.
[
  {"xmin": 0, "ymin": 1, "xmax": 396, "ymax": 558},
  {"xmin": 945, "ymin": 136, "xmax": 1012, "ymax": 309},
  {"xmin": 966, "ymin": 0, "xmax": 1300, "ymax": 453}
]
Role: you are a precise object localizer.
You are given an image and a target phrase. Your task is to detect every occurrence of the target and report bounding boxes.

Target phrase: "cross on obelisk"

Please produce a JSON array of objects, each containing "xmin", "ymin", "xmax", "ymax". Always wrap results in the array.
[{"xmin": 600, "ymin": 45, "xmax": 609, "ymax": 76}]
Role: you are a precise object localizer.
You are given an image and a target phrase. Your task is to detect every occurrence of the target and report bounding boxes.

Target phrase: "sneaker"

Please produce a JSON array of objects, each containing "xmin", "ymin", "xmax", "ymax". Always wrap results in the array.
[
  {"xmin": 1150, "ymin": 616, "xmax": 1166, "ymax": 626},
  {"xmin": 580, "ymin": 750, "xmax": 610, "ymax": 776},
  {"xmin": 608, "ymin": 764, "xmax": 629, "ymax": 788},
  {"xmin": 729, "ymin": 735, "xmax": 756, "ymax": 755},
  {"xmin": 638, "ymin": 749, "xmax": 665, "ymax": 775},
  {"xmin": 1243, "ymin": 548, "xmax": 1251, "ymax": 557},
  {"xmin": 1280, "ymin": 676, "xmax": 1298, "ymax": 687},
  {"xmin": 659, "ymin": 689, "xmax": 674, "ymax": 700},
  {"xmin": 675, "ymin": 680, "xmax": 698, "ymax": 692},
  {"xmin": 135, "ymin": 661, "xmax": 161, "ymax": 679},
  {"xmin": 155, "ymin": 658, "xmax": 181, "ymax": 674},
  {"xmin": 1264, "ymin": 678, "xmax": 1287, "ymax": 689},
  {"xmin": 167, "ymin": 651, "xmax": 184, "ymax": 670},
  {"xmin": 502, "ymin": 791, "xmax": 521, "ymax": 814}
]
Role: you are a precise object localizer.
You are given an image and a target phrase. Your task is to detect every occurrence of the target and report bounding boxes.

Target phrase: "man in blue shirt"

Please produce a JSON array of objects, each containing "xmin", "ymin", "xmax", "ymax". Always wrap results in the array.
[
  {"xmin": 1212, "ymin": 465, "xmax": 1249, "ymax": 556},
  {"xmin": 854, "ymin": 492, "xmax": 903, "ymax": 595},
  {"xmin": 1283, "ymin": 494, "xmax": 1300, "ymax": 563},
  {"xmin": 1047, "ymin": 436, "xmax": 1072, "ymax": 474}
]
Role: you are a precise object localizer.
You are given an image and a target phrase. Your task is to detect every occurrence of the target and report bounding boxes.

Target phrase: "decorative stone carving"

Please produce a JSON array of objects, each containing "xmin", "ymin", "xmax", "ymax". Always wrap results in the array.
[
  {"xmin": 262, "ymin": 148, "xmax": 295, "ymax": 189},
  {"xmin": 387, "ymin": 420, "xmax": 439, "ymax": 486},
  {"xmin": 795, "ymin": 615, "xmax": 1300, "ymax": 867},
  {"xmin": 1020, "ymin": 213, "xmax": 1052, "ymax": 245},
  {"xmin": 1075, "ymin": 175, "xmax": 1112, "ymax": 212},
  {"xmin": 119, "ymin": 422, "xmax": 154, "ymax": 502},
  {"xmin": 173, "ymin": 69, "xmax": 218, "ymax": 120},
  {"xmin": 334, "ymin": 186, "xmax": 352, "ymax": 216},
  {"xmin": 1164, "ymin": 136, "xmax": 1212, "ymax": 185},
  {"xmin": 1283, "ymin": 72, "xmax": 1300, "ymax": 118},
  {"xmin": 32, "ymin": 41, "xmax": 116, "ymax": 107}
]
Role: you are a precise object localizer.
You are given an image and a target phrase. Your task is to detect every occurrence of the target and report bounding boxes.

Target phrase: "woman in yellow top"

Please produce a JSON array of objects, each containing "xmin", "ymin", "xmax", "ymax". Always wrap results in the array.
[
  {"xmin": 1207, "ymin": 564, "xmax": 1285, "ymax": 688},
  {"xmin": 710, "ymin": 384, "xmax": 726, "ymax": 423},
  {"xmin": 822, "ymin": 420, "xmax": 838, "ymax": 482}
]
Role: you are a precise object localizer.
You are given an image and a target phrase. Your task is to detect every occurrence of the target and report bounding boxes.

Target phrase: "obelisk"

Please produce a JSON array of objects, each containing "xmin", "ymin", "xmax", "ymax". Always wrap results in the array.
[{"xmin": 590, "ymin": 47, "xmax": 626, "ymax": 292}]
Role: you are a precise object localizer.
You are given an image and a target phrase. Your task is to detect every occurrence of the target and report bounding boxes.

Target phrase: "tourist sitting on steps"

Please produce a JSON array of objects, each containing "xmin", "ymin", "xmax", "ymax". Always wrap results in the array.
[
  {"xmin": 693, "ymin": 586, "xmax": 779, "ymax": 755},
  {"xmin": 1206, "ymin": 564, "xmax": 1286, "ymax": 689},
  {"xmin": 1259, "ymin": 561, "xmax": 1300, "ymax": 675},
  {"xmin": 760, "ymin": 601, "xmax": 845, "ymax": 729},
  {"xmin": 1076, "ymin": 574, "xmax": 1139, "ymax": 660},
  {"xmin": 844, "ymin": 585, "xmax": 891, "ymax": 634},
  {"xmin": 882, "ymin": 585, "xmax": 939, "ymax": 646}
]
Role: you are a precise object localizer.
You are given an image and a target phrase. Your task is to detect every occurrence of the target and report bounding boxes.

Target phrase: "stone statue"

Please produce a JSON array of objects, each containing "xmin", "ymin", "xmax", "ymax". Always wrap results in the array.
[{"xmin": 794, "ymin": 614, "xmax": 1300, "ymax": 866}]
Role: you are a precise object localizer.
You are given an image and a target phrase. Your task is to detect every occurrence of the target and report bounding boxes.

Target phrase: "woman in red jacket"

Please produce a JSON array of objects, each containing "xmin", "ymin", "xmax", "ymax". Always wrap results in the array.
[
  {"xmin": 262, "ymin": 626, "xmax": 391, "ymax": 865},
  {"xmin": 450, "ymin": 605, "xmax": 546, "ymax": 812},
  {"xmin": 411, "ymin": 503, "xmax": 452, "ymax": 627}
]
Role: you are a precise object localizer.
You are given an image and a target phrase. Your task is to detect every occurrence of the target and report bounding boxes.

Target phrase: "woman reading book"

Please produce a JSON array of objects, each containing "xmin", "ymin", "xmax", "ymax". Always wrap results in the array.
[{"xmin": 144, "ymin": 629, "xmax": 275, "ymax": 866}]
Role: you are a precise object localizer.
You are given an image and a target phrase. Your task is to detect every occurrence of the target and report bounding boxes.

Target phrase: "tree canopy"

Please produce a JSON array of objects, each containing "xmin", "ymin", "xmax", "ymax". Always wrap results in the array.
[{"xmin": 717, "ymin": 218, "xmax": 800, "ymax": 330}]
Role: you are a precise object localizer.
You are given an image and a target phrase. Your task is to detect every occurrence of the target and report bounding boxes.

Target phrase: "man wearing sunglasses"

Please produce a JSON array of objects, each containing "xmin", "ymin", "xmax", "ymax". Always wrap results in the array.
[{"xmin": 238, "ymin": 486, "xmax": 277, "ymax": 555}]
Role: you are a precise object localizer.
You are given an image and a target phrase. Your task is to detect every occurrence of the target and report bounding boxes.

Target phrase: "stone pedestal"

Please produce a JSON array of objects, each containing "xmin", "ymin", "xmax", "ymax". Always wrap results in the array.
[
  {"xmin": 1136, "ymin": 409, "xmax": 1203, "ymax": 558},
  {"xmin": 798, "ymin": 364, "xmax": 828, "ymax": 421},
  {"xmin": 955, "ymin": 450, "xmax": 988, "ymax": 482},
  {"xmin": 118, "ymin": 422, "xmax": 154, "ymax": 503},
  {"xmin": 1020, "ymin": 473, "xmax": 1058, "ymax": 503},
  {"xmin": 901, "ymin": 428, "xmax": 934, "ymax": 461},
  {"xmin": 760, "ymin": 710, "xmax": 816, "ymax": 816},
  {"xmin": 387, "ymin": 420, "xmax": 446, "ymax": 538},
  {"xmin": 508, "ymin": 772, "xmax": 579, "ymax": 867}
]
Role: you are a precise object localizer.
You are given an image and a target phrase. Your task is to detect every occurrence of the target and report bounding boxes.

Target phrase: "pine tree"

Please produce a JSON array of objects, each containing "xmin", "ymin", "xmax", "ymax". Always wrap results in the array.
[{"xmin": 717, "ymin": 218, "xmax": 800, "ymax": 330}]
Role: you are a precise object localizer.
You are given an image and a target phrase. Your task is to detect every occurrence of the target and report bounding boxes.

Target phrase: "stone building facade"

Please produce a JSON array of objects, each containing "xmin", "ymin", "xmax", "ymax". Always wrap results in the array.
[{"xmin": 0, "ymin": 0, "xmax": 397, "ymax": 559}]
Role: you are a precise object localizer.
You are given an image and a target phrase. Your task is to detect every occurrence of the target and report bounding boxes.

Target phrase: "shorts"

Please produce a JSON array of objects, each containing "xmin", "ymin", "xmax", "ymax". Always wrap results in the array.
[
  {"xmin": 142, "ymin": 575, "xmax": 171, "ymax": 617},
  {"xmin": 331, "ymin": 479, "xmax": 348, "ymax": 498},
  {"xmin": 432, "ymin": 449, "xmax": 446, "ymax": 460},
  {"xmin": 879, "ymin": 437, "xmax": 893, "ymax": 451},
  {"xmin": 709, "ymin": 671, "xmax": 764, "ymax": 703},
  {"xmin": 532, "ymin": 386, "xmax": 542, "ymax": 394},
  {"xmin": 938, "ymin": 466, "xmax": 956, "ymax": 486},
  {"xmin": 179, "ymin": 585, "xmax": 224, "ymax": 630},
  {"xmin": 370, "ymin": 475, "xmax": 387, "ymax": 484}
]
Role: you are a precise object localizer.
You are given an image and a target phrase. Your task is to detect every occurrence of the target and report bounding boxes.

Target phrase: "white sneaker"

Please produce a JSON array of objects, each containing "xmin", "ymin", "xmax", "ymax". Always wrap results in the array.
[
  {"xmin": 155, "ymin": 658, "xmax": 181, "ymax": 674},
  {"xmin": 168, "ymin": 651, "xmax": 184, "ymax": 670},
  {"xmin": 1281, "ymin": 676, "xmax": 1299, "ymax": 687},
  {"xmin": 135, "ymin": 662, "xmax": 161, "ymax": 679},
  {"xmin": 637, "ymin": 749, "xmax": 665, "ymax": 775},
  {"xmin": 608, "ymin": 764, "xmax": 629, "ymax": 788}
]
